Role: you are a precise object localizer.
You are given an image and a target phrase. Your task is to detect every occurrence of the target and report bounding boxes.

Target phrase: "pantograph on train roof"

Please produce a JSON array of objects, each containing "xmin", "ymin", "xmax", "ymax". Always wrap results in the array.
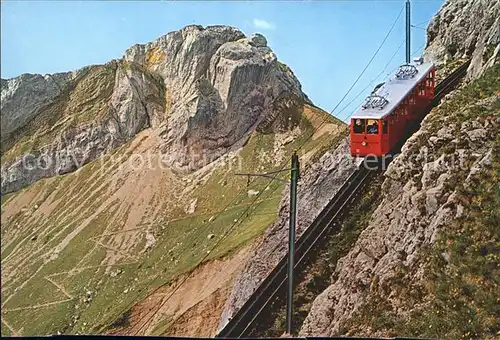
[
  {"xmin": 395, "ymin": 63, "xmax": 419, "ymax": 80},
  {"xmin": 361, "ymin": 94, "xmax": 389, "ymax": 110},
  {"xmin": 351, "ymin": 61, "xmax": 434, "ymax": 120}
]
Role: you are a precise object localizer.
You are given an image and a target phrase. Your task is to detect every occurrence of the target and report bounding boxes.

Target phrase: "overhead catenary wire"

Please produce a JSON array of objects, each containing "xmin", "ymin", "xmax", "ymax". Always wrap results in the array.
[
  {"xmin": 336, "ymin": 13, "xmax": 435, "ymax": 122},
  {"xmin": 342, "ymin": 41, "xmax": 428, "ymax": 123},
  {"xmin": 119, "ymin": 178, "xmax": 283, "ymax": 335},
  {"xmin": 411, "ymin": 24, "xmax": 427, "ymax": 30},
  {"xmin": 107, "ymin": 3, "xmax": 411, "ymax": 335},
  {"xmin": 330, "ymin": 4, "xmax": 405, "ymax": 119},
  {"xmin": 272, "ymin": 3, "xmax": 405, "ymax": 154},
  {"xmin": 413, "ymin": 19, "xmax": 431, "ymax": 27},
  {"xmin": 337, "ymin": 39, "xmax": 405, "ymax": 121},
  {"xmin": 382, "ymin": 40, "xmax": 427, "ymax": 81}
]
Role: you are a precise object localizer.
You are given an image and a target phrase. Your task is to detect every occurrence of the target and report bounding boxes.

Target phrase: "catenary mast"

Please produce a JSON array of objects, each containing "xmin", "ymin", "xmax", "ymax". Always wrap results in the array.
[{"xmin": 406, "ymin": 0, "xmax": 411, "ymax": 63}]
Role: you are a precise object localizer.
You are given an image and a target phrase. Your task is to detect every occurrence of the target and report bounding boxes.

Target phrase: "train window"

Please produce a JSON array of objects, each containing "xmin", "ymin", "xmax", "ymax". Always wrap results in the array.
[
  {"xmin": 426, "ymin": 75, "xmax": 434, "ymax": 87},
  {"xmin": 367, "ymin": 119, "xmax": 379, "ymax": 134},
  {"xmin": 353, "ymin": 119, "xmax": 365, "ymax": 134},
  {"xmin": 419, "ymin": 82, "xmax": 426, "ymax": 95},
  {"xmin": 383, "ymin": 120, "xmax": 388, "ymax": 134}
]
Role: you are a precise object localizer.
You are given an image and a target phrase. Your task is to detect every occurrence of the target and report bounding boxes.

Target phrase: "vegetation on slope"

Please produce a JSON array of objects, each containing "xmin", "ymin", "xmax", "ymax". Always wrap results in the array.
[
  {"xmin": 340, "ymin": 64, "xmax": 499, "ymax": 339},
  {"xmin": 0, "ymin": 103, "xmax": 346, "ymax": 336}
]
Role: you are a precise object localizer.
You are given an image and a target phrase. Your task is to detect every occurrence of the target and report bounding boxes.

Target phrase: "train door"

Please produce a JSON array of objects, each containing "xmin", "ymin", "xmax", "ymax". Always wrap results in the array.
[
  {"xmin": 411, "ymin": 88, "xmax": 418, "ymax": 115},
  {"xmin": 405, "ymin": 95, "xmax": 413, "ymax": 119},
  {"xmin": 390, "ymin": 106, "xmax": 404, "ymax": 150},
  {"xmin": 350, "ymin": 118, "xmax": 365, "ymax": 156},
  {"xmin": 365, "ymin": 118, "xmax": 381, "ymax": 155},
  {"xmin": 381, "ymin": 117, "xmax": 390, "ymax": 154},
  {"xmin": 416, "ymin": 80, "xmax": 427, "ymax": 112},
  {"xmin": 389, "ymin": 112, "xmax": 397, "ymax": 150}
]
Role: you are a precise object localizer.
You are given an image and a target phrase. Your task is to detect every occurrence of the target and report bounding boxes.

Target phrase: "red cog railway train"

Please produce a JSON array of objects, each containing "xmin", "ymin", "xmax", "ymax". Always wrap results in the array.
[{"xmin": 350, "ymin": 59, "xmax": 436, "ymax": 157}]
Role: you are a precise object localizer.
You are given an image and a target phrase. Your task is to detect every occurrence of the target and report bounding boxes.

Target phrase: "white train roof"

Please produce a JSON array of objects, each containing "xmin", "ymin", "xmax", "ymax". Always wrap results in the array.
[{"xmin": 350, "ymin": 62, "xmax": 434, "ymax": 120}]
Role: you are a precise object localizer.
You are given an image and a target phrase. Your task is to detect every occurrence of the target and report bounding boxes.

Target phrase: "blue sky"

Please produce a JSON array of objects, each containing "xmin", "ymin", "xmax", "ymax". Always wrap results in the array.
[{"xmin": 1, "ymin": 0, "xmax": 444, "ymax": 121}]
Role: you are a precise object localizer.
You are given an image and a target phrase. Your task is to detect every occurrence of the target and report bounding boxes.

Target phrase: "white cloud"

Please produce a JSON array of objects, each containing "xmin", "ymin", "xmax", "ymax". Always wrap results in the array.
[{"xmin": 252, "ymin": 18, "xmax": 276, "ymax": 30}]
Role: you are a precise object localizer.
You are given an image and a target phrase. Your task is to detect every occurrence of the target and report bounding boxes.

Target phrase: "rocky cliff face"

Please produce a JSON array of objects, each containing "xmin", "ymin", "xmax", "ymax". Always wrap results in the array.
[
  {"xmin": 300, "ymin": 0, "xmax": 499, "ymax": 337},
  {"xmin": 1, "ymin": 61, "xmax": 165, "ymax": 194},
  {"xmin": 301, "ymin": 79, "xmax": 498, "ymax": 337},
  {"xmin": 1, "ymin": 72, "xmax": 75, "ymax": 140},
  {"xmin": 424, "ymin": 0, "xmax": 499, "ymax": 80},
  {"xmin": 1, "ymin": 25, "xmax": 306, "ymax": 194}
]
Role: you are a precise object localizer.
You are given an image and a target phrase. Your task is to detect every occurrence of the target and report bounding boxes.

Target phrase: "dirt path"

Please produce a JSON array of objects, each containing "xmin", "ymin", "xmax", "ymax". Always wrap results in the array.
[
  {"xmin": 1, "ymin": 316, "xmax": 19, "ymax": 336},
  {"xmin": 1, "ymin": 266, "xmax": 44, "ymax": 308},
  {"xmin": 1, "ymin": 132, "xmax": 158, "ymax": 303},
  {"xmin": 94, "ymin": 240, "xmax": 138, "ymax": 262},
  {"xmin": 2, "ymin": 298, "xmax": 74, "ymax": 312},
  {"xmin": 3, "ymin": 273, "xmax": 74, "ymax": 315},
  {"xmin": 45, "ymin": 276, "xmax": 73, "ymax": 299},
  {"xmin": 0, "ymin": 125, "xmax": 285, "ymax": 335}
]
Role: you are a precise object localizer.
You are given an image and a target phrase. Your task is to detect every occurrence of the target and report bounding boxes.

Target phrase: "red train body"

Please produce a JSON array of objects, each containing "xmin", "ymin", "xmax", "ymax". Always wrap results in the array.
[{"xmin": 350, "ymin": 61, "xmax": 436, "ymax": 157}]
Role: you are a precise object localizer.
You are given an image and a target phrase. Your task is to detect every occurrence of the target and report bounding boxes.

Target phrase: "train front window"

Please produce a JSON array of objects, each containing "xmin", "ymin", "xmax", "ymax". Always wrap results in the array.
[
  {"xmin": 383, "ymin": 120, "xmax": 388, "ymax": 134},
  {"xmin": 353, "ymin": 119, "xmax": 365, "ymax": 134},
  {"xmin": 367, "ymin": 119, "xmax": 379, "ymax": 134}
]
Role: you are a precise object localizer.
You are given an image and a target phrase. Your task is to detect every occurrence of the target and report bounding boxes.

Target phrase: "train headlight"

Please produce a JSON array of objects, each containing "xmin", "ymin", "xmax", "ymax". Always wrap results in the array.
[{"xmin": 362, "ymin": 141, "xmax": 367, "ymax": 146}]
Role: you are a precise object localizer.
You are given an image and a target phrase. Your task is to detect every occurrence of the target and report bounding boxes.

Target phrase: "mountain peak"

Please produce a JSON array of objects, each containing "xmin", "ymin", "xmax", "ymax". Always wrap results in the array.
[{"xmin": 1, "ymin": 24, "xmax": 308, "ymax": 194}]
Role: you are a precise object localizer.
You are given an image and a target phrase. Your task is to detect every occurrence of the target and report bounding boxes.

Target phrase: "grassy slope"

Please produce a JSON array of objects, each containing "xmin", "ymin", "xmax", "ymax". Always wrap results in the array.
[
  {"xmin": 0, "ymin": 103, "xmax": 346, "ymax": 336},
  {"xmin": 341, "ymin": 64, "xmax": 499, "ymax": 339}
]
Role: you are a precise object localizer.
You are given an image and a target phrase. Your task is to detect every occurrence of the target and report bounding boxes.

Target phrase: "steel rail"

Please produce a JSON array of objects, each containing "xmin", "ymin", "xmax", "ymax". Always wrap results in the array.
[
  {"xmin": 433, "ymin": 60, "xmax": 471, "ymax": 103},
  {"xmin": 217, "ymin": 164, "xmax": 373, "ymax": 337},
  {"xmin": 216, "ymin": 60, "xmax": 470, "ymax": 338}
]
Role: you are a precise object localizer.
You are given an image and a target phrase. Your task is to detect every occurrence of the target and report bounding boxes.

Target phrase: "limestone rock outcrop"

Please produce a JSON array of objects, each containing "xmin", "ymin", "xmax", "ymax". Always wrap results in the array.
[
  {"xmin": 1, "ymin": 72, "xmax": 74, "ymax": 142},
  {"xmin": 1, "ymin": 61, "xmax": 165, "ymax": 194},
  {"xmin": 1, "ymin": 25, "xmax": 306, "ymax": 194},
  {"xmin": 424, "ymin": 0, "xmax": 499, "ymax": 79},
  {"xmin": 124, "ymin": 26, "xmax": 306, "ymax": 170}
]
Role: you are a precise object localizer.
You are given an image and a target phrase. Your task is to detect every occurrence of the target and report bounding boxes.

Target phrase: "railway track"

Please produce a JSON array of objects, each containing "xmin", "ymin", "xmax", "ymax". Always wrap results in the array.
[
  {"xmin": 218, "ymin": 161, "xmax": 379, "ymax": 337},
  {"xmin": 433, "ymin": 59, "xmax": 471, "ymax": 104},
  {"xmin": 216, "ymin": 60, "xmax": 470, "ymax": 338}
]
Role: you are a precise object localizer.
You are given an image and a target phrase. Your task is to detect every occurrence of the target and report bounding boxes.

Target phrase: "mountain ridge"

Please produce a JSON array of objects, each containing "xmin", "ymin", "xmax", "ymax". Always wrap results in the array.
[{"xmin": 1, "ymin": 25, "xmax": 311, "ymax": 195}]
